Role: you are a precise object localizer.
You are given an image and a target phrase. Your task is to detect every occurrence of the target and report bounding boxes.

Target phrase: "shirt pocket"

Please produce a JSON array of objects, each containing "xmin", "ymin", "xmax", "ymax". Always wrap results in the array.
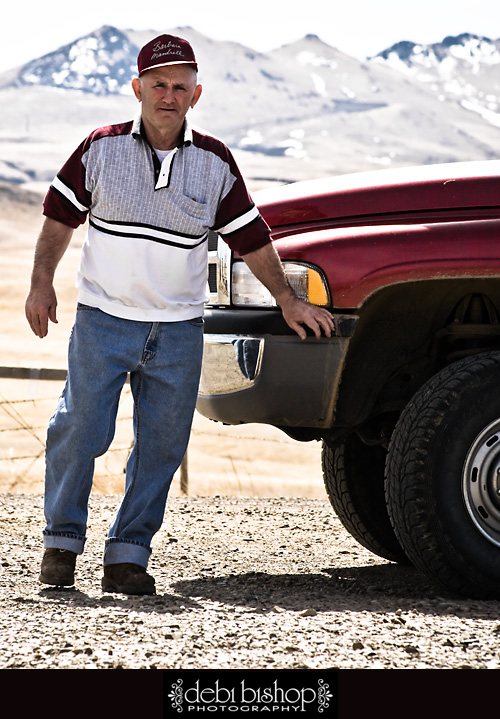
[{"xmin": 168, "ymin": 187, "xmax": 211, "ymax": 226}]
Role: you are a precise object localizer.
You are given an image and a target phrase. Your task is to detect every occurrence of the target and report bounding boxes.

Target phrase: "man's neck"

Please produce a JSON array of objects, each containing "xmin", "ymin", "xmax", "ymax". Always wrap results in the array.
[{"xmin": 141, "ymin": 117, "xmax": 184, "ymax": 151}]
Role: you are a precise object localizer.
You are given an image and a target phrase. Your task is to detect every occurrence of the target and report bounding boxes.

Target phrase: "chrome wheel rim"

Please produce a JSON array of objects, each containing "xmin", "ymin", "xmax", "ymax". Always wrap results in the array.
[{"xmin": 463, "ymin": 418, "xmax": 500, "ymax": 547}]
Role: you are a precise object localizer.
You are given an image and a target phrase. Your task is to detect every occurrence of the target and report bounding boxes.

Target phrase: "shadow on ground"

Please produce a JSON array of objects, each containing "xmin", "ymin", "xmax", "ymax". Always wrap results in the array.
[
  {"xmin": 27, "ymin": 563, "xmax": 500, "ymax": 618},
  {"xmin": 171, "ymin": 564, "xmax": 498, "ymax": 617}
]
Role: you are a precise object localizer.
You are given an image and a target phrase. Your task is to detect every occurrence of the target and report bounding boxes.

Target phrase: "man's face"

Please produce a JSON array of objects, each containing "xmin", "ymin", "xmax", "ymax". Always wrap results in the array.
[{"xmin": 132, "ymin": 65, "xmax": 202, "ymax": 145}]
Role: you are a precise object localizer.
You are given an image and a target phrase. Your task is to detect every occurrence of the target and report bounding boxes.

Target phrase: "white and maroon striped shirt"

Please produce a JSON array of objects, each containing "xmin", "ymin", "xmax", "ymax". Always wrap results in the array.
[{"xmin": 43, "ymin": 114, "xmax": 271, "ymax": 321}]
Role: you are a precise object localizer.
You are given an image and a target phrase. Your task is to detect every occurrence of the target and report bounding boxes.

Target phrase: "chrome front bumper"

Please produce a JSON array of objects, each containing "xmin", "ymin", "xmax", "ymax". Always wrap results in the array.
[
  {"xmin": 196, "ymin": 312, "xmax": 357, "ymax": 429},
  {"xmin": 198, "ymin": 335, "xmax": 264, "ymax": 396}
]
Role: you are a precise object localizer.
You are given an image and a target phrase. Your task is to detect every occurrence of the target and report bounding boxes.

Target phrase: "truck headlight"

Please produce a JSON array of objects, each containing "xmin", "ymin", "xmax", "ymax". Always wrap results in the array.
[{"xmin": 232, "ymin": 261, "xmax": 330, "ymax": 307}]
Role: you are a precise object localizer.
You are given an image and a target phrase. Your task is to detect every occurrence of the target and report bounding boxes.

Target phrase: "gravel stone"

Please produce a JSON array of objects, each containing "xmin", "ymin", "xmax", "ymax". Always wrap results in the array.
[{"xmin": 1, "ymin": 492, "xmax": 500, "ymax": 669}]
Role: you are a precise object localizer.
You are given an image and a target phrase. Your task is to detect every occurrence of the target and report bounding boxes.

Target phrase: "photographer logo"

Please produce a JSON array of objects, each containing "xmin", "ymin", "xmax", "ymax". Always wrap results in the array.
[{"xmin": 167, "ymin": 676, "xmax": 334, "ymax": 714}]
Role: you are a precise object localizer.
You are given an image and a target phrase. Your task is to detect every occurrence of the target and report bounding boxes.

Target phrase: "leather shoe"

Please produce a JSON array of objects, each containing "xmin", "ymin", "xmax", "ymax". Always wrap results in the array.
[
  {"xmin": 39, "ymin": 548, "xmax": 77, "ymax": 586},
  {"xmin": 102, "ymin": 563, "xmax": 156, "ymax": 595}
]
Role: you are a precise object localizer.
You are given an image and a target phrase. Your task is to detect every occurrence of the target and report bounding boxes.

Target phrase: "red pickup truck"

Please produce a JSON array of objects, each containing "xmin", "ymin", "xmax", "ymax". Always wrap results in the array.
[{"xmin": 196, "ymin": 160, "xmax": 500, "ymax": 599}]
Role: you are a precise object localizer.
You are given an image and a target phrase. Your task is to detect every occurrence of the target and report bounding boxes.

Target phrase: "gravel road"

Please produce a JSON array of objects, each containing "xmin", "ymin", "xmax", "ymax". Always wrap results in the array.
[{"xmin": 2, "ymin": 492, "xmax": 500, "ymax": 670}]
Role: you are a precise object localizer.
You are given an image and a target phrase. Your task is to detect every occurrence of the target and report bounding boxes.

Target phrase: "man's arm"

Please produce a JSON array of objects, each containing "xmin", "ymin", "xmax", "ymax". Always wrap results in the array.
[
  {"xmin": 25, "ymin": 217, "xmax": 74, "ymax": 338},
  {"xmin": 241, "ymin": 243, "xmax": 335, "ymax": 340}
]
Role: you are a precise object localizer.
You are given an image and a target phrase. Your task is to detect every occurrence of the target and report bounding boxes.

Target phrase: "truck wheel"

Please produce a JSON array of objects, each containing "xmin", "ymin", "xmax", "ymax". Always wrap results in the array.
[
  {"xmin": 321, "ymin": 435, "xmax": 409, "ymax": 563},
  {"xmin": 385, "ymin": 351, "xmax": 500, "ymax": 598}
]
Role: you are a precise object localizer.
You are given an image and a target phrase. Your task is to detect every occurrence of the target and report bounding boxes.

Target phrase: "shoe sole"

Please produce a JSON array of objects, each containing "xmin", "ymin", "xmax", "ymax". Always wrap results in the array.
[
  {"xmin": 39, "ymin": 573, "xmax": 75, "ymax": 587},
  {"xmin": 101, "ymin": 577, "xmax": 155, "ymax": 595}
]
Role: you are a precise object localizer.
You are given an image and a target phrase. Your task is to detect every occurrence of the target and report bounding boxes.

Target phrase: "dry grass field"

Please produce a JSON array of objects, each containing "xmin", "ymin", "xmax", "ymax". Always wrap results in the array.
[{"xmin": 0, "ymin": 182, "xmax": 326, "ymax": 499}]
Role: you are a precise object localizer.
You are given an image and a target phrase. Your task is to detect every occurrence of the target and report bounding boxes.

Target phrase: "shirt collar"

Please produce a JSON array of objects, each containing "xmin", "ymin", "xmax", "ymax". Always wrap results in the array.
[{"xmin": 132, "ymin": 112, "xmax": 193, "ymax": 147}]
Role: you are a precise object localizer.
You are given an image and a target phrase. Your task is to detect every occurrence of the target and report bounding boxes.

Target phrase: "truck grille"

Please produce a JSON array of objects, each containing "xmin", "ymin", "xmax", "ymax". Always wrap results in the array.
[
  {"xmin": 207, "ymin": 230, "xmax": 231, "ymax": 305},
  {"xmin": 207, "ymin": 230, "xmax": 219, "ymax": 297},
  {"xmin": 208, "ymin": 262, "xmax": 217, "ymax": 294},
  {"xmin": 208, "ymin": 229, "xmax": 219, "ymax": 252}
]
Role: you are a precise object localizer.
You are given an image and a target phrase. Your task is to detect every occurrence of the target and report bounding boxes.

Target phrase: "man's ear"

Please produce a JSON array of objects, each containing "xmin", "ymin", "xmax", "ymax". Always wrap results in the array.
[
  {"xmin": 191, "ymin": 84, "xmax": 202, "ymax": 109},
  {"xmin": 132, "ymin": 77, "xmax": 142, "ymax": 101}
]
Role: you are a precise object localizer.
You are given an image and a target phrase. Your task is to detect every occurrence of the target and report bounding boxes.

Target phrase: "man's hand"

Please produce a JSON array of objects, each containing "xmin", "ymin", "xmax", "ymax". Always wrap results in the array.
[
  {"xmin": 25, "ymin": 281, "xmax": 58, "ymax": 338},
  {"xmin": 279, "ymin": 293, "xmax": 335, "ymax": 340},
  {"xmin": 241, "ymin": 242, "xmax": 335, "ymax": 340},
  {"xmin": 25, "ymin": 217, "xmax": 74, "ymax": 338}
]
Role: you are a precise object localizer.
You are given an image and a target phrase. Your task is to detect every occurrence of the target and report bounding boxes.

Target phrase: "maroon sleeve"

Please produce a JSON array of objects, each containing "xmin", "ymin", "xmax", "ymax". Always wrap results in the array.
[
  {"xmin": 211, "ymin": 146, "xmax": 272, "ymax": 256},
  {"xmin": 42, "ymin": 136, "xmax": 94, "ymax": 228},
  {"xmin": 217, "ymin": 203, "xmax": 272, "ymax": 256}
]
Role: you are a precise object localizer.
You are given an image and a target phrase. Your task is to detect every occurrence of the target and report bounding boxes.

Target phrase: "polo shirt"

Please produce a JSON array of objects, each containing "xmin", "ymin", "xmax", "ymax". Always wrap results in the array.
[{"xmin": 43, "ymin": 115, "xmax": 271, "ymax": 322}]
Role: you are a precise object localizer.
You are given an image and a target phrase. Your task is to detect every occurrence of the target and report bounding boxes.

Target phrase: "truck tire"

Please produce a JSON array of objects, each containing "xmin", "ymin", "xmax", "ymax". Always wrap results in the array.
[
  {"xmin": 321, "ymin": 435, "xmax": 409, "ymax": 563},
  {"xmin": 385, "ymin": 351, "xmax": 500, "ymax": 598}
]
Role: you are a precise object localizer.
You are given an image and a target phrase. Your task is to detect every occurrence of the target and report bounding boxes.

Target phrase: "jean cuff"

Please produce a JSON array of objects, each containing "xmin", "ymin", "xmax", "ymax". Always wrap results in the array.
[
  {"xmin": 103, "ymin": 538, "xmax": 151, "ymax": 568},
  {"xmin": 43, "ymin": 532, "xmax": 85, "ymax": 555}
]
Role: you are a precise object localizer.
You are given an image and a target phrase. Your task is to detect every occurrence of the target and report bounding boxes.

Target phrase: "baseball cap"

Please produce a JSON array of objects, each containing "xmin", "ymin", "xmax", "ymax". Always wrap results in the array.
[{"xmin": 137, "ymin": 34, "xmax": 198, "ymax": 76}]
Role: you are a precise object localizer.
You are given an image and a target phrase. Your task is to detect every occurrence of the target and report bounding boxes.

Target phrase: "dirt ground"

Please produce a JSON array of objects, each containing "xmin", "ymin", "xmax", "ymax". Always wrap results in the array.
[
  {"xmin": 4, "ymin": 492, "xmax": 500, "ymax": 672},
  {"xmin": 0, "ymin": 181, "xmax": 326, "ymax": 499},
  {"xmin": 3, "ymin": 184, "xmax": 500, "ymax": 681}
]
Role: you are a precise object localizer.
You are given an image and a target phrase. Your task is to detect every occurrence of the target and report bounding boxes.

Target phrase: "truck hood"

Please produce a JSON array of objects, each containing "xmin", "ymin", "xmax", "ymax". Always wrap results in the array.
[{"xmin": 253, "ymin": 161, "xmax": 500, "ymax": 230}]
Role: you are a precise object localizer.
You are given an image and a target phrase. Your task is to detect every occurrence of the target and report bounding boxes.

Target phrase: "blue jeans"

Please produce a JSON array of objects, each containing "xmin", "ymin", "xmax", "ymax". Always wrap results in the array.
[{"xmin": 43, "ymin": 304, "xmax": 204, "ymax": 568}]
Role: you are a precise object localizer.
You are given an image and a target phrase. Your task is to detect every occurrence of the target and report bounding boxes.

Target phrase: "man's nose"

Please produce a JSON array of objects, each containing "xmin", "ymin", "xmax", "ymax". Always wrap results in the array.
[{"xmin": 161, "ymin": 87, "xmax": 175, "ymax": 103}]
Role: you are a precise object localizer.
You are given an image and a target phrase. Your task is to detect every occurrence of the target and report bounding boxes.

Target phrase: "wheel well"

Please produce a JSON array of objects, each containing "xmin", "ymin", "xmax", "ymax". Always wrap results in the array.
[{"xmin": 333, "ymin": 279, "xmax": 500, "ymax": 433}]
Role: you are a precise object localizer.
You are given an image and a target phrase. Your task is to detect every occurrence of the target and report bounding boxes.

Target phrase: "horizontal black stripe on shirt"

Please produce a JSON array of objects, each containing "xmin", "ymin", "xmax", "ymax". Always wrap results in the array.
[
  {"xmin": 91, "ymin": 213, "xmax": 206, "ymax": 241},
  {"xmin": 89, "ymin": 218, "xmax": 208, "ymax": 250}
]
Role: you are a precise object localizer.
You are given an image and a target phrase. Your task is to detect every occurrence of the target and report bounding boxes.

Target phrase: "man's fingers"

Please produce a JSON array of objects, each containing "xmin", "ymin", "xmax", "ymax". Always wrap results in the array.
[
  {"xmin": 302, "ymin": 308, "xmax": 335, "ymax": 339},
  {"xmin": 283, "ymin": 301, "xmax": 336, "ymax": 340},
  {"xmin": 26, "ymin": 311, "xmax": 46, "ymax": 338},
  {"xmin": 288, "ymin": 320, "xmax": 307, "ymax": 340},
  {"xmin": 25, "ymin": 285, "xmax": 58, "ymax": 338},
  {"xmin": 25, "ymin": 304, "xmax": 54, "ymax": 338},
  {"xmin": 317, "ymin": 310, "xmax": 335, "ymax": 337},
  {"xmin": 48, "ymin": 304, "xmax": 58, "ymax": 326}
]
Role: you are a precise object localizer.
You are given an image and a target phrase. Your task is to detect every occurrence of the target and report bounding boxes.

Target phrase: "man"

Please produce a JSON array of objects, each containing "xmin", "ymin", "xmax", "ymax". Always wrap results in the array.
[{"xmin": 25, "ymin": 34, "xmax": 335, "ymax": 595}]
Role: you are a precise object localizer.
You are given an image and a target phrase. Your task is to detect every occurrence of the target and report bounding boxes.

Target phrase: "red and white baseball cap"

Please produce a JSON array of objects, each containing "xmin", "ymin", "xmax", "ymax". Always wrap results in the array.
[{"xmin": 137, "ymin": 34, "xmax": 198, "ymax": 76}]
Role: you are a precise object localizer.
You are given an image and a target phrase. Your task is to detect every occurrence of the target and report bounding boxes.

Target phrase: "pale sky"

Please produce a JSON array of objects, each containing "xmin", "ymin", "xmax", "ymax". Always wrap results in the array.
[{"xmin": 1, "ymin": 0, "xmax": 498, "ymax": 74}]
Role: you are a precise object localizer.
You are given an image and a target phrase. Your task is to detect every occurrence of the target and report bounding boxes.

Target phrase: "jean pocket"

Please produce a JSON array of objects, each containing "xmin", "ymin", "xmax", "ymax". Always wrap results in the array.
[
  {"xmin": 188, "ymin": 317, "xmax": 204, "ymax": 328},
  {"xmin": 77, "ymin": 302, "xmax": 100, "ymax": 311}
]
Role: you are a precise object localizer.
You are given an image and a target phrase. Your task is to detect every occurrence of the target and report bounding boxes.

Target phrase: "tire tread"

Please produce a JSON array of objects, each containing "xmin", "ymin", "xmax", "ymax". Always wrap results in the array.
[{"xmin": 386, "ymin": 351, "xmax": 500, "ymax": 598}]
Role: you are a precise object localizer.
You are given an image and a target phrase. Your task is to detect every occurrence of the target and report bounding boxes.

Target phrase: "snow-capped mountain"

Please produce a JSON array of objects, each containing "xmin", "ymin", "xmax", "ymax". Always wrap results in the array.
[
  {"xmin": 375, "ymin": 33, "xmax": 500, "ymax": 70},
  {"xmin": 373, "ymin": 34, "xmax": 500, "ymax": 126},
  {"xmin": 0, "ymin": 27, "xmax": 499, "ymax": 189},
  {"xmin": 10, "ymin": 26, "xmax": 138, "ymax": 95}
]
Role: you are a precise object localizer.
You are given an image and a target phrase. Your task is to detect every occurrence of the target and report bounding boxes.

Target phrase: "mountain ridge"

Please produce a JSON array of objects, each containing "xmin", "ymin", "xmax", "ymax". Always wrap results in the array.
[{"xmin": 0, "ymin": 26, "xmax": 498, "ymax": 189}]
